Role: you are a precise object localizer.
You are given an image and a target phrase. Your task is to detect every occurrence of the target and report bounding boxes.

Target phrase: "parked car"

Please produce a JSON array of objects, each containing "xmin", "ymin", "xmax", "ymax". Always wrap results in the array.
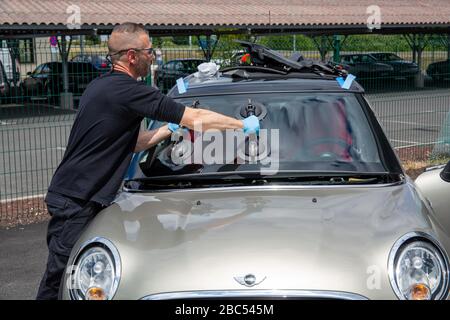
[
  {"xmin": 71, "ymin": 54, "xmax": 111, "ymax": 74},
  {"xmin": 338, "ymin": 53, "xmax": 394, "ymax": 79},
  {"xmin": 369, "ymin": 52, "xmax": 419, "ymax": 80},
  {"xmin": 155, "ymin": 58, "xmax": 206, "ymax": 93},
  {"xmin": 60, "ymin": 42, "xmax": 450, "ymax": 300},
  {"xmin": 338, "ymin": 53, "xmax": 419, "ymax": 80},
  {"xmin": 20, "ymin": 62, "xmax": 100, "ymax": 104},
  {"xmin": 427, "ymin": 59, "xmax": 450, "ymax": 81},
  {"xmin": 416, "ymin": 162, "xmax": 450, "ymax": 239}
]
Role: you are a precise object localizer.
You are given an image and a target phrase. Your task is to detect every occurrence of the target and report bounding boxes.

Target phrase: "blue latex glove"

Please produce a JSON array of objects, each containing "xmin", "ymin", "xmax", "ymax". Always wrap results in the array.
[
  {"xmin": 168, "ymin": 123, "xmax": 180, "ymax": 132},
  {"xmin": 242, "ymin": 115, "xmax": 260, "ymax": 135}
]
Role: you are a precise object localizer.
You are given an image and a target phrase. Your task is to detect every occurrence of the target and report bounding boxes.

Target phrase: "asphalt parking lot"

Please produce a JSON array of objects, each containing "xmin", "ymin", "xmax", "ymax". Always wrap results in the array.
[
  {"xmin": 368, "ymin": 88, "xmax": 450, "ymax": 149},
  {"xmin": 1, "ymin": 104, "xmax": 75, "ymax": 200},
  {"xmin": 0, "ymin": 222, "xmax": 47, "ymax": 300}
]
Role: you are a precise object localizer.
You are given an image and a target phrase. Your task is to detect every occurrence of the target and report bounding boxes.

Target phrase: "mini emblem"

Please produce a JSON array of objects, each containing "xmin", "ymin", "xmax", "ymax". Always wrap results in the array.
[{"xmin": 234, "ymin": 274, "xmax": 266, "ymax": 287}]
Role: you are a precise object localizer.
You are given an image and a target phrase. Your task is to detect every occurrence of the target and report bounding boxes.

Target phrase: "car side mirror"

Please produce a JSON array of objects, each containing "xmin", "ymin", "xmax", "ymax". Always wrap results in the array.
[{"xmin": 440, "ymin": 160, "xmax": 450, "ymax": 182}]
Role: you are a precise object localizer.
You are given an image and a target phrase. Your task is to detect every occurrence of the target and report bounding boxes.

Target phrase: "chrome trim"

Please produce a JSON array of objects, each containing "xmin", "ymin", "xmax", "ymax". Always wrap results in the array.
[
  {"xmin": 141, "ymin": 290, "xmax": 368, "ymax": 300},
  {"xmin": 387, "ymin": 231, "xmax": 450, "ymax": 300},
  {"xmin": 425, "ymin": 164, "xmax": 446, "ymax": 172},
  {"xmin": 68, "ymin": 237, "xmax": 122, "ymax": 300},
  {"xmin": 234, "ymin": 274, "xmax": 267, "ymax": 287},
  {"xmin": 123, "ymin": 181, "xmax": 405, "ymax": 194}
]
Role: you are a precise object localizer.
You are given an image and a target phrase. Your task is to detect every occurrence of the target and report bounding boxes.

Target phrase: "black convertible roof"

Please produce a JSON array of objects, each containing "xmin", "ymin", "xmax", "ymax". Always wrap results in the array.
[{"xmin": 169, "ymin": 41, "xmax": 364, "ymax": 98}]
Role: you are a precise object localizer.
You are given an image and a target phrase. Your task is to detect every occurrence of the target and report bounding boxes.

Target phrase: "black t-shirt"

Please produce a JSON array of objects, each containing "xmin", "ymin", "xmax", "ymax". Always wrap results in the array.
[{"xmin": 48, "ymin": 71, "xmax": 185, "ymax": 205}]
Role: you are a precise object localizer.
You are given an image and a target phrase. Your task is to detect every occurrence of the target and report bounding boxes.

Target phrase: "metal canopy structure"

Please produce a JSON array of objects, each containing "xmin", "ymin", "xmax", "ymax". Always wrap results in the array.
[
  {"xmin": 1, "ymin": 0, "xmax": 450, "ymax": 38},
  {"xmin": 1, "ymin": 24, "xmax": 450, "ymax": 39},
  {"xmin": 0, "ymin": 0, "xmax": 449, "ymax": 92}
]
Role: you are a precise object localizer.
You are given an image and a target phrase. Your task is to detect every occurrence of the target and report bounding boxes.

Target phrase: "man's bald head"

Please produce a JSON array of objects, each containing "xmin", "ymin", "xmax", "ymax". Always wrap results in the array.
[{"xmin": 108, "ymin": 22, "xmax": 149, "ymax": 63}]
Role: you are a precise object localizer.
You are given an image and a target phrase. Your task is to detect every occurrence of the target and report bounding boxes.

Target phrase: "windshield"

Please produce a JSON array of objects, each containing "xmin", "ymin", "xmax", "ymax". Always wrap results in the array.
[
  {"xmin": 131, "ymin": 92, "xmax": 388, "ymax": 182},
  {"xmin": 183, "ymin": 60, "xmax": 205, "ymax": 70}
]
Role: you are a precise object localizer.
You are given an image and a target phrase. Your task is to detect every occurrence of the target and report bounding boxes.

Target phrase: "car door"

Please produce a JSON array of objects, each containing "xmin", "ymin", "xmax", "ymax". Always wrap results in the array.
[
  {"xmin": 347, "ymin": 55, "xmax": 369, "ymax": 77},
  {"xmin": 69, "ymin": 62, "xmax": 98, "ymax": 94},
  {"xmin": 23, "ymin": 63, "xmax": 50, "ymax": 95},
  {"xmin": 358, "ymin": 55, "xmax": 374, "ymax": 73}
]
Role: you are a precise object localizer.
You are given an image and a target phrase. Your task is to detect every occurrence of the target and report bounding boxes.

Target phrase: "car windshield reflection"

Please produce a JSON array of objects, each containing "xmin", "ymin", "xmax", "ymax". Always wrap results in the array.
[{"xmin": 132, "ymin": 92, "xmax": 387, "ymax": 182}]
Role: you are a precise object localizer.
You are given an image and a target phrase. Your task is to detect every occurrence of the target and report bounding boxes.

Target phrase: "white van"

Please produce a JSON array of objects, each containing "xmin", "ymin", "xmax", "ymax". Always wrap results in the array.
[
  {"xmin": 0, "ymin": 59, "xmax": 10, "ymax": 100},
  {"xmin": 0, "ymin": 47, "xmax": 19, "ymax": 84}
]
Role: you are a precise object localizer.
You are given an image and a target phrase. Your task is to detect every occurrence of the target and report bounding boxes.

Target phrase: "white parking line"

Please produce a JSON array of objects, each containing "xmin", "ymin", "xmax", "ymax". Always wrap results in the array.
[
  {"xmin": 0, "ymin": 194, "xmax": 45, "ymax": 204},
  {"xmin": 45, "ymin": 147, "xmax": 66, "ymax": 151},
  {"xmin": 391, "ymin": 139, "xmax": 420, "ymax": 144},
  {"xmin": 395, "ymin": 141, "xmax": 444, "ymax": 149},
  {"xmin": 0, "ymin": 121, "xmax": 16, "ymax": 125},
  {"xmin": 383, "ymin": 119, "xmax": 442, "ymax": 127}
]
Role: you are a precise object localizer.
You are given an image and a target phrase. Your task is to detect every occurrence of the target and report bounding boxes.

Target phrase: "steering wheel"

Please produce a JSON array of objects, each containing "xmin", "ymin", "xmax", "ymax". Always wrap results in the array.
[{"xmin": 304, "ymin": 137, "xmax": 353, "ymax": 161}]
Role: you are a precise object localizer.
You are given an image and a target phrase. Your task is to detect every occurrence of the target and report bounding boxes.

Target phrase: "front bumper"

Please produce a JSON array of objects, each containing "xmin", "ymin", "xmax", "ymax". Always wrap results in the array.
[{"xmin": 140, "ymin": 289, "xmax": 369, "ymax": 300}]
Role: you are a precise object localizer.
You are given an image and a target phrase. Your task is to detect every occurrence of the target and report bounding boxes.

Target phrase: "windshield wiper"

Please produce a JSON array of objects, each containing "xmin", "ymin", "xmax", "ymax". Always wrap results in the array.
[
  {"xmin": 126, "ymin": 171, "xmax": 402, "ymax": 189},
  {"xmin": 129, "ymin": 171, "xmax": 267, "ymax": 183}
]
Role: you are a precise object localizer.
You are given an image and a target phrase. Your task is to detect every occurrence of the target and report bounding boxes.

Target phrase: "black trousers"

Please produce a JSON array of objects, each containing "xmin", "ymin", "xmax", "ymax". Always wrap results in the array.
[{"xmin": 36, "ymin": 192, "xmax": 103, "ymax": 300}]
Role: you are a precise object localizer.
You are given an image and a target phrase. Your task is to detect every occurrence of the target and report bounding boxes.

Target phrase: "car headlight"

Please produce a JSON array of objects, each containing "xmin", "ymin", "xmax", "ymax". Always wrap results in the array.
[
  {"xmin": 389, "ymin": 232, "xmax": 450, "ymax": 300},
  {"xmin": 69, "ymin": 238, "xmax": 121, "ymax": 300}
]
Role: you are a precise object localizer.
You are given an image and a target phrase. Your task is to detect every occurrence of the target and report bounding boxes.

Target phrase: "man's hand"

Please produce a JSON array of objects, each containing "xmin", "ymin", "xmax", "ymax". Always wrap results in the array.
[
  {"xmin": 242, "ymin": 115, "xmax": 260, "ymax": 135},
  {"xmin": 180, "ymin": 107, "xmax": 260, "ymax": 134}
]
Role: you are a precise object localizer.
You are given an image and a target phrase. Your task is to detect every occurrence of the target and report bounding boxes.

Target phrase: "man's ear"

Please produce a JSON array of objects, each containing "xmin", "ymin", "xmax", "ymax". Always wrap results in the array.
[{"xmin": 127, "ymin": 50, "xmax": 136, "ymax": 64}]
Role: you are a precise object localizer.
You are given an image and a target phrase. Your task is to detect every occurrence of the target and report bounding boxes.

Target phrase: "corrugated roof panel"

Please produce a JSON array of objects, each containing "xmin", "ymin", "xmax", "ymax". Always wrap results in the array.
[{"xmin": 0, "ymin": 0, "xmax": 449, "ymax": 27}]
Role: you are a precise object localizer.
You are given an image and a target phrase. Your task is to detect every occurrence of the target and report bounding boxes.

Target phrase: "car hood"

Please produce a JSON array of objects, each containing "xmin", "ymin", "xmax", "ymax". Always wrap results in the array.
[
  {"xmin": 429, "ymin": 60, "xmax": 450, "ymax": 68},
  {"xmin": 71, "ymin": 182, "xmax": 439, "ymax": 300}
]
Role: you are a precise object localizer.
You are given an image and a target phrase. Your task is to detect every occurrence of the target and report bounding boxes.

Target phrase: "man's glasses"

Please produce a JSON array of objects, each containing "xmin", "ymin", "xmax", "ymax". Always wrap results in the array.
[{"xmin": 109, "ymin": 47, "xmax": 155, "ymax": 57}]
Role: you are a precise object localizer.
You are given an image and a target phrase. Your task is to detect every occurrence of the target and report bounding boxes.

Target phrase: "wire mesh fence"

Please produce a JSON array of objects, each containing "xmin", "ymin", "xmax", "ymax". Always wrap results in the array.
[{"xmin": 1, "ymin": 33, "xmax": 450, "ymax": 226}]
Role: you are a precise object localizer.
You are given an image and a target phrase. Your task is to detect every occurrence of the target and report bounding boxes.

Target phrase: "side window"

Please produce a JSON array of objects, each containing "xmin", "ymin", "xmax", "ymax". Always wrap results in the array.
[
  {"xmin": 175, "ymin": 61, "xmax": 184, "ymax": 71},
  {"xmin": 352, "ymin": 55, "xmax": 361, "ymax": 63},
  {"xmin": 33, "ymin": 64, "xmax": 50, "ymax": 76},
  {"xmin": 373, "ymin": 54, "xmax": 384, "ymax": 61},
  {"xmin": 33, "ymin": 64, "xmax": 44, "ymax": 75},
  {"xmin": 164, "ymin": 62, "xmax": 174, "ymax": 71},
  {"xmin": 41, "ymin": 64, "xmax": 51, "ymax": 74},
  {"xmin": 361, "ymin": 55, "xmax": 371, "ymax": 63},
  {"xmin": 183, "ymin": 61, "xmax": 193, "ymax": 70}
]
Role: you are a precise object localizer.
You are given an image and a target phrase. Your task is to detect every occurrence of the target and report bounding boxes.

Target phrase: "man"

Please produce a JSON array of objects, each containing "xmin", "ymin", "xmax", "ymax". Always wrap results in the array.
[{"xmin": 36, "ymin": 22, "xmax": 259, "ymax": 300}]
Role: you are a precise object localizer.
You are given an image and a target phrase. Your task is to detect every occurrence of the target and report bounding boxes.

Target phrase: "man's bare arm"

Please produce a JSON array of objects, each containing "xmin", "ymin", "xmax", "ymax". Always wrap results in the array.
[
  {"xmin": 135, "ymin": 106, "xmax": 256, "ymax": 152},
  {"xmin": 179, "ymin": 107, "xmax": 244, "ymax": 131},
  {"xmin": 134, "ymin": 125, "xmax": 171, "ymax": 153}
]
